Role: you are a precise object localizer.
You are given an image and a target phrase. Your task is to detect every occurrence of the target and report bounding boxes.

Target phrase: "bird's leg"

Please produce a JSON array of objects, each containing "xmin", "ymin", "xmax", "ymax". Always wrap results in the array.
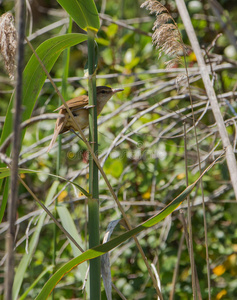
[
  {"xmin": 70, "ymin": 129, "xmax": 97, "ymax": 145},
  {"xmin": 70, "ymin": 128, "xmax": 84, "ymax": 142},
  {"xmin": 84, "ymin": 105, "xmax": 95, "ymax": 110},
  {"xmin": 72, "ymin": 105, "xmax": 95, "ymax": 113}
]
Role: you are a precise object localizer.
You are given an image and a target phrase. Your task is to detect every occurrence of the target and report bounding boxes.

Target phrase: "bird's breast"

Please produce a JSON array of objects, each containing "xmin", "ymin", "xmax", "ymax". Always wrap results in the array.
[{"xmin": 62, "ymin": 109, "xmax": 90, "ymax": 132}]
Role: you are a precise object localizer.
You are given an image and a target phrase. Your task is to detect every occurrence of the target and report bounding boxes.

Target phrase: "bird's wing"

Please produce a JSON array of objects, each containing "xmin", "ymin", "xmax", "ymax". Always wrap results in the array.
[{"xmin": 54, "ymin": 95, "xmax": 89, "ymax": 112}]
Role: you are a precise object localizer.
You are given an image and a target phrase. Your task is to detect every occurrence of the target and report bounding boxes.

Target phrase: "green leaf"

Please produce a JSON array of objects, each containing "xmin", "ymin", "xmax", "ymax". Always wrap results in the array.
[
  {"xmin": 57, "ymin": 206, "xmax": 88, "ymax": 289},
  {"xmin": 57, "ymin": 206, "xmax": 85, "ymax": 257},
  {"xmin": 57, "ymin": 0, "xmax": 100, "ymax": 32},
  {"xmin": 0, "ymin": 33, "xmax": 87, "ymax": 153},
  {"xmin": 0, "ymin": 178, "xmax": 8, "ymax": 223},
  {"xmin": 13, "ymin": 182, "xmax": 59, "ymax": 300},
  {"xmin": 36, "ymin": 182, "xmax": 196, "ymax": 300},
  {"xmin": 0, "ymin": 168, "xmax": 10, "ymax": 179},
  {"xmin": 0, "ymin": 34, "xmax": 87, "ymax": 221},
  {"xmin": 19, "ymin": 266, "xmax": 54, "ymax": 300}
]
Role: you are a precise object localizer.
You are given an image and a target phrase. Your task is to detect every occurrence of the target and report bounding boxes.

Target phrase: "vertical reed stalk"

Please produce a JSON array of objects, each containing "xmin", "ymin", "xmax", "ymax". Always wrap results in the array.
[
  {"xmin": 5, "ymin": 1, "xmax": 25, "ymax": 299},
  {"xmin": 88, "ymin": 29, "xmax": 101, "ymax": 299}
]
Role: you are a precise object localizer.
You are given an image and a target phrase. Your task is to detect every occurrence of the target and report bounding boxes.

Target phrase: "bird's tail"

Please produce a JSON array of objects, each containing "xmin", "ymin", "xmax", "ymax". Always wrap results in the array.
[{"xmin": 47, "ymin": 112, "xmax": 66, "ymax": 152}]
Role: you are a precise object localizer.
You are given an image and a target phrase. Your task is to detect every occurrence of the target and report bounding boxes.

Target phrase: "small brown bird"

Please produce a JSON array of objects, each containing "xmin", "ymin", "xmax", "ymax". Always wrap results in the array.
[{"xmin": 47, "ymin": 86, "xmax": 123, "ymax": 152}]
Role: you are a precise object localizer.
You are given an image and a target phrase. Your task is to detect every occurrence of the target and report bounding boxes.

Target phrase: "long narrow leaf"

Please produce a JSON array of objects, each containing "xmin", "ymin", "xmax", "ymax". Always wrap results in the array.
[
  {"xmin": 57, "ymin": 206, "xmax": 88, "ymax": 284},
  {"xmin": 36, "ymin": 182, "xmax": 195, "ymax": 300},
  {"xmin": 13, "ymin": 182, "xmax": 59, "ymax": 300},
  {"xmin": 0, "ymin": 33, "xmax": 87, "ymax": 223},
  {"xmin": 19, "ymin": 266, "xmax": 54, "ymax": 300},
  {"xmin": 57, "ymin": 206, "xmax": 85, "ymax": 257},
  {"xmin": 0, "ymin": 178, "xmax": 8, "ymax": 223},
  {"xmin": 0, "ymin": 33, "xmax": 87, "ymax": 152}
]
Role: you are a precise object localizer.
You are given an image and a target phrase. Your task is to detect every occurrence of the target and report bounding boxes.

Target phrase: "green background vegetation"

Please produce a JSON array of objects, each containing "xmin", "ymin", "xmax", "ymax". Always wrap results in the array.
[{"xmin": 0, "ymin": 0, "xmax": 237, "ymax": 299}]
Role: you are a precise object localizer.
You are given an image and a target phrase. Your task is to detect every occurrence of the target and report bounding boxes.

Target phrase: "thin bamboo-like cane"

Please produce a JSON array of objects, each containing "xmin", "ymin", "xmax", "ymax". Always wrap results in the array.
[
  {"xmin": 87, "ymin": 29, "xmax": 101, "ymax": 299},
  {"xmin": 5, "ymin": 1, "xmax": 25, "ymax": 299}
]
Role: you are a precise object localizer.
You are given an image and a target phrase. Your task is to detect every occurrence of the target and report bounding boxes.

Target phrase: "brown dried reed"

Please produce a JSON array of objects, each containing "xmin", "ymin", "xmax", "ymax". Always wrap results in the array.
[{"xmin": 141, "ymin": 0, "xmax": 184, "ymax": 68}]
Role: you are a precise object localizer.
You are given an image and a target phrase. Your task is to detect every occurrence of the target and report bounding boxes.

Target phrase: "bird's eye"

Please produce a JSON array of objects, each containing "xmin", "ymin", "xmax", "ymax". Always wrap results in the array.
[{"xmin": 101, "ymin": 90, "xmax": 106, "ymax": 94}]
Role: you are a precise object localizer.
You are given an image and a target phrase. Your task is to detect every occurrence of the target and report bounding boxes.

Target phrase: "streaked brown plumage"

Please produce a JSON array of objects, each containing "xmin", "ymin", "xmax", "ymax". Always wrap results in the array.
[{"xmin": 47, "ymin": 86, "xmax": 123, "ymax": 152}]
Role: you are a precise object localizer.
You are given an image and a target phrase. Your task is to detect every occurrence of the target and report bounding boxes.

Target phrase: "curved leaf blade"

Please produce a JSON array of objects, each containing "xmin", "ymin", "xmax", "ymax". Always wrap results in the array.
[
  {"xmin": 57, "ymin": 0, "xmax": 100, "ymax": 32},
  {"xmin": 0, "ymin": 33, "xmax": 87, "ymax": 151},
  {"xmin": 0, "ymin": 34, "xmax": 87, "ymax": 217},
  {"xmin": 36, "ymin": 182, "xmax": 195, "ymax": 300},
  {"xmin": 13, "ymin": 182, "xmax": 59, "ymax": 300}
]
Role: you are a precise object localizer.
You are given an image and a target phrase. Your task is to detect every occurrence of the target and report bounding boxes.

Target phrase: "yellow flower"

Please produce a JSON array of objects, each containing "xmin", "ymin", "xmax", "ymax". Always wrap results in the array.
[
  {"xmin": 213, "ymin": 264, "xmax": 226, "ymax": 276},
  {"xmin": 177, "ymin": 173, "xmax": 185, "ymax": 180},
  {"xmin": 142, "ymin": 189, "xmax": 151, "ymax": 199},
  {"xmin": 58, "ymin": 190, "xmax": 68, "ymax": 202},
  {"xmin": 216, "ymin": 289, "xmax": 227, "ymax": 300}
]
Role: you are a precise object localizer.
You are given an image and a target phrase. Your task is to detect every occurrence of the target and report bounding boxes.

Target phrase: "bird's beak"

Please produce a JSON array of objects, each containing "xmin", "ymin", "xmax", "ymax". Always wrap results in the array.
[{"xmin": 112, "ymin": 88, "xmax": 124, "ymax": 94}]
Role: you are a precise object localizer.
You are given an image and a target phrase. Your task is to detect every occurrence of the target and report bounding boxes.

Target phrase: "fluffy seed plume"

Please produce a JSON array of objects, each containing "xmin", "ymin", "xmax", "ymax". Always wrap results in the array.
[
  {"xmin": 0, "ymin": 12, "xmax": 17, "ymax": 79},
  {"xmin": 141, "ymin": 0, "xmax": 184, "ymax": 68}
]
